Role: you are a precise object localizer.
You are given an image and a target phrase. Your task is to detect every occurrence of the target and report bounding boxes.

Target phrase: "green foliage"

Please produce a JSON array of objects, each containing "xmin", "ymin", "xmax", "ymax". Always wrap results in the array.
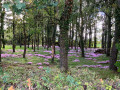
[
  {"xmin": 114, "ymin": 61, "xmax": 120, "ymax": 72},
  {"xmin": 2, "ymin": 2, "xmax": 10, "ymax": 11},
  {"xmin": 3, "ymin": 0, "xmax": 26, "ymax": 14},
  {"xmin": 116, "ymin": 43, "xmax": 120, "ymax": 51}
]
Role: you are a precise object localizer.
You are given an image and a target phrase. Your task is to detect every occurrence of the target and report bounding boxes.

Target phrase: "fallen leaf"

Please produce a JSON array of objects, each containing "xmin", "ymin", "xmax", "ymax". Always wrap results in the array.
[
  {"xmin": 27, "ymin": 78, "xmax": 32, "ymax": 87},
  {"xmin": 8, "ymin": 86, "xmax": 14, "ymax": 90}
]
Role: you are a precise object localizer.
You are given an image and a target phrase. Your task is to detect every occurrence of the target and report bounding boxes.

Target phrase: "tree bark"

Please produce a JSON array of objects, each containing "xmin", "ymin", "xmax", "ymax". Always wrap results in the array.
[
  {"xmin": 1, "ymin": 9, "xmax": 5, "ymax": 49},
  {"xmin": 0, "ymin": 1, "xmax": 2, "ymax": 63},
  {"xmin": 109, "ymin": 1, "xmax": 120, "ymax": 71},
  {"xmin": 89, "ymin": 19, "xmax": 92, "ymax": 48},
  {"xmin": 23, "ymin": 15, "xmax": 26, "ymax": 58},
  {"xmin": 12, "ymin": 12, "xmax": 15, "ymax": 52},
  {"xmin": 60, "ymin": 0, "xmax": 73, "ymax": 73},
  {"xmin": 94, "ymin": 24, "xmax": 97, "ymax": 48},
  {"xmin": 102, "ymin": 25, "xmax": 105, "ymax": 48},
  {"xmin": 80, "ymin": 0, "xmax": 85, "ymax": 57},
  {"xmin": 106, "ymin": 15, "xmax": 112, "ymax": 56}
]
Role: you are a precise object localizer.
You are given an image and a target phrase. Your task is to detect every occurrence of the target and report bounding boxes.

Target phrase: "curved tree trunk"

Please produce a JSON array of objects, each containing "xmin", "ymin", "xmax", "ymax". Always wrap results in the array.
[{"xmin": 109, "ymin": 1, "xmax": 120, "ymax": 71}]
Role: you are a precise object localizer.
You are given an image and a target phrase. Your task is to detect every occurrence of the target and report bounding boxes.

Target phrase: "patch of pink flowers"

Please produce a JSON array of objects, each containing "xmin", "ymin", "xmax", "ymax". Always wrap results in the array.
[
  {"xmin": 38, "ymin": 66, "xmax": 43, "ymax": 69},
  {"xmin": 44, "ymin": 59, "xmax": 49, "ymax": 61},
  {"xmin": 43, "ymin": 62, "xmax": 49, "ymax": 65},
  {"xmin": 37, "ymin": 63, "xmax": 42, "ymax": 65},
  {"xmin": 78, "ymin": 65, "xmax": 109, "ymax": 69},
  {"xmin": 85, "ymin": 58, "xmax": 93, "ymax": 60},
  {"xmin": 97, "ymin": 60, "xmax": 109, "ymax": 64},
  {"xmin": 1, "ymin": 54, "xmax": 22, "ymax": 58},
  {"xmin": 28, "ymin": 62, "xmax": 32, "ymax": 65},
  {"xmin": 73, "ymin": 59, "xmax": 80, "ymax": 62}
]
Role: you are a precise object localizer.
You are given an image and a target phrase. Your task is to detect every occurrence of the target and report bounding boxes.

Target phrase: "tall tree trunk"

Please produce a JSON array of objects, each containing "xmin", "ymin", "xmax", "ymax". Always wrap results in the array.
[
  {"xmin": 102, "ymin": 25, "xmax": 105, "ymax": 48},
  {"xmin": 28, "ymin": 29, "xmax": 30, "ymax": 48},
  {"xmin": 80, "ymin": 0, "xmax": 85, "ymax": 57},
  {"xmin": 109, "ymin": 1, "xmax": 120, "ymax": 71},
  {"xmin": 106, "ymin": 15, "xmax": 112, "ymax": 56},
  {"xmin": 0, "ymin": 1, "xmax": 2, "ymax": 63},
  {"xmin": 51, "ymin": 25, "xmax": 56, "ymax": 63},
  {"xmin": 1, "ymin": 9, "xmax": 5, "ymax": 49},
  {"xmin": 19, "ymin": 29, "xmax": 22, "ymax": 48},
  {"xmin": 89, "ymin": 20, "xmax": 92, "ymax": 48},
  {"xmin": 42, "ymin": 30, "xmax": 44, "ymax": 47},
  {"xmin": 12, "ymin": 12, "xmax": 15, "ymax": 52},
  {"xmin": 23, "ymin": 15, "xmax": 26, "ymax": 58},
  {"xmin": 60, "ymin": 0, "xmax": 73, "ymax": 73},
  {"xmin": 37, "ymin": 33, "xmax": 39, "ymax": 50},
  {"xmin": 71, "ymin": 22, "xmax": 74, "ymax": 49},
  {"xmin": 84, "ymin": 23, "xmax": 88, "ymax": 48},
  {"xmin": 51, "ymin": 3, "xmax": 57, "ymax": 63},
  {"xmin": 33, "ymin": 33, "xmax": 36, "ymax": 52},
  {"xmin": 32, "ymin": 39, "xmax": 33, "ymax": 49},
  {"xmin": 75, "ymin": 22, "xmax": 78, "ymax": 50},
  {"xmin": 94, "ymin": 24, "xmax": 97, "ymax": 48}
]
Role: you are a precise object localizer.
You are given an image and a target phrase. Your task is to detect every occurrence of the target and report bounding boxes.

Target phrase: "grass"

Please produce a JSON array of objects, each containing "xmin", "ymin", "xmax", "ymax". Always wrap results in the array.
[{"xmin": 0, "ymin": 45, "xmax": 120, "ymax": 89}]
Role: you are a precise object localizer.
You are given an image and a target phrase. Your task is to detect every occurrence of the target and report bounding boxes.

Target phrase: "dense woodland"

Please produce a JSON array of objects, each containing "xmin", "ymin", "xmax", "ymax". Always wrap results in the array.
[{"xmin": 0, "ymin": 0, "xmax": 120, "ymax": 89}]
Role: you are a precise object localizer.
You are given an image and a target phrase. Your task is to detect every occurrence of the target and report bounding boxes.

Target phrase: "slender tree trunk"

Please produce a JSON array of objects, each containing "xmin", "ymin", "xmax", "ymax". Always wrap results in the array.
[
  {"xmin": 102, "ymin": 25, "xmax": 105, "ymax": 48},
  {"xmin": 89, "ymin": 20, "xmax": 92, "ymax": 48},
  {"xmin": 0, "ymin": 1, "xmax": 2, "ymax": 63},
  {"xmin": 42, "ymin": 31, "xmax": 44, "ymax": 47},
  {"xmin": 37, "ymin": 33, "xmax": 39, "ymax": 50},
  {"xmin": 32, "ymin": 39, "xmax": 33, "ymax": 49},
  {"xmin": 1, "ymin": 9, "xmax": 5, "ymax": 49},
  {"xmin": 33, "ymin": 34, "xmax": 36, "ymax": 52},
  {"xmin": 60, "ymin": 0, "xmax": 73, "ymax": 73},
  {"xmin": 12, "ymin": 12, "xmax": 15, "ymax": 52},
  {"xmin": 94, "ymin": 24, "xmax": 97, "ymax": 48},
  {"xmin": 28, "ymin": 29, "xmax": 30, "ymax": 48},
  {"xmin": 75, "ymin": 24, "xmax": 78, "ymax": 50},
  {"xmin": 23, "ymin": 15, "xmax": 26, "ymax": 58},
  {"xmin": 109, "ymin": 1, "xmax": 120, "ymax": 71},
  {"xmin": 51, "ymin": 25, "xmax": 56, "ymax": 63},
  {"xmin": 80, "ymin": 0, "xmax": 84, "ymax": 57},
  {"xmin": 84, "ymin": 23, "xmax": 88, "ymax": 48},
  {"xmin": 71, "ymin": 22, "xmax": 74, "ymax": 49},
  {"xmin": 106, "ymin": 15, "xmax": 112, "ymax": 56},
  {"xmin": 19, "ymin": 29, "xmax": 22, "ymax": 48},
  {"xmin": 69, "ymin": 23, "xmax": 71, "ymax": 47},
  {"xmin": 75, "ymin": 16, "xmax": 78, "ymax": 51},
  {"xmin": 51, "ymin": 7, "xmax": 57, "ymax": 63},
  {"xmin": 104, "ymin": 30, "xmax": 107, "ymax": 53}
]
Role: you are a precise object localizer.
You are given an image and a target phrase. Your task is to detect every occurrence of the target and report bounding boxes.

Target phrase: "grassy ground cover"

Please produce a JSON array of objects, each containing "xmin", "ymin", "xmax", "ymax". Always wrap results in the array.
[{"xmin": 0, "ymin": 45, "xmax": 120, "ymax": 90}]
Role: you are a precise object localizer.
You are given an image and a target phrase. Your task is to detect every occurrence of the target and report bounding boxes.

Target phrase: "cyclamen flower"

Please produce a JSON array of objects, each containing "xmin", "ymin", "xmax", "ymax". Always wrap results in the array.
[
  {"xmin": 43, "ymin": 62, "xmax": 49, "ymax": 65},
  {"xmin": 99, "ymin": 66, "xmax": 109, "ymax": 69},
  {"xmin": 82, "ymin": 65, "xmax": 102, "ymax": 68},
  {"xmin": 28, "ymin": 62, "xmax": 32, "ymax": 65},
  {"xmin": 97, "ymin": 60, "xmax": 109, "ymax": 64},
  {"xmin": 73, "ymin": 59, "xmax": 80, "ymax": 62},
  {"xmin": 44, "ymin": 59, "xmax": 48, "ymax": 61},
  {"xmin": 38, "ymin": 66, "xmax": 43, "ymax": 69},
  {"xmin": 37, "ymin": 63, "xmax": 42, "ymax": 65}
]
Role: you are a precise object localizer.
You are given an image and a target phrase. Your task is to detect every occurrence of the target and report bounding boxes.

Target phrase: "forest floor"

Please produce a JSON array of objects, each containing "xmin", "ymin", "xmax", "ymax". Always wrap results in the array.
[{"xmin": 0, "ymin": 45, "xmax": 120, "ymax": 90}]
